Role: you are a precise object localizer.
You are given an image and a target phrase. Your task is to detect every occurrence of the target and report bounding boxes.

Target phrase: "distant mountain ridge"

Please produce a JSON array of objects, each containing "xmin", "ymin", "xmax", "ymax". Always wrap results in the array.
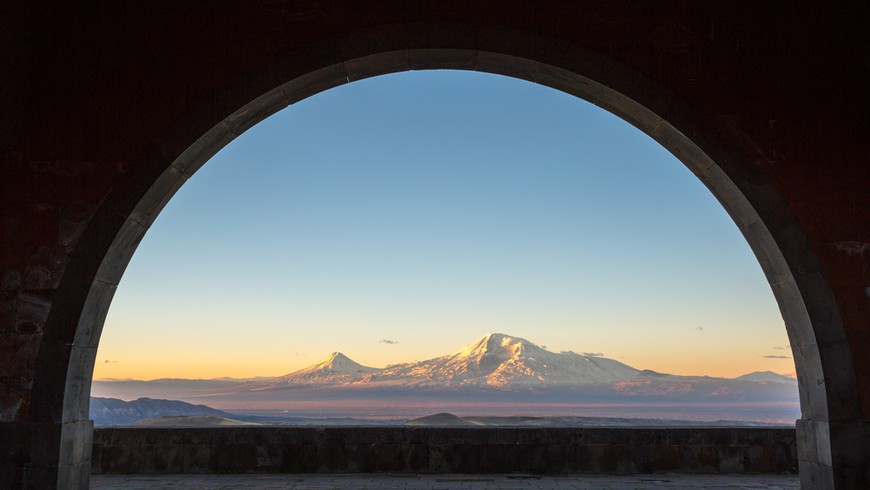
[
  {"xmin": 253, "ymin": 333, "xmax": 794, "ymax": 390},
  {"xmin": 92, "ymin": 333, "xmax": 798, "ymax": 406}
]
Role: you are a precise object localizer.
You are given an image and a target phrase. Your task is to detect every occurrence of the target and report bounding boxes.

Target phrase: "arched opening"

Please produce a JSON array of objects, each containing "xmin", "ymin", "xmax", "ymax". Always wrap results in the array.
[
  {"xmin": 39, "ymin": 46, "xmax": 854, "ymax": 488},
  {"xmin": 92, "ymin": 69, "xmax": 798, "ymax": 425}
]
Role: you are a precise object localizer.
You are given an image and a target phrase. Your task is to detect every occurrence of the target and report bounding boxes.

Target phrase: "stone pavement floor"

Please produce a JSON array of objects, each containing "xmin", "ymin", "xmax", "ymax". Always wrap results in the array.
[{"xmin": 91, "ymin": 474, "xmax": 800, "ymax": 489}]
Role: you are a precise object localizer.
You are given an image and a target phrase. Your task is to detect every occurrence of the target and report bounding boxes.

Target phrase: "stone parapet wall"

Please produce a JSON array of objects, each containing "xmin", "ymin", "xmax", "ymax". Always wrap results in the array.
[{"xmin": 92, "ymin": 427, "xmax": 797, "ymax": 475}]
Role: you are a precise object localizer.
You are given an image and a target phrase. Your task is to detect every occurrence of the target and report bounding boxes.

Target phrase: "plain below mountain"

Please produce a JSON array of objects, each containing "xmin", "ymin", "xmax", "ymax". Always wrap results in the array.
[{"xmin": 132, "ymin": 415, "xmax": 261, "ymax": 427}]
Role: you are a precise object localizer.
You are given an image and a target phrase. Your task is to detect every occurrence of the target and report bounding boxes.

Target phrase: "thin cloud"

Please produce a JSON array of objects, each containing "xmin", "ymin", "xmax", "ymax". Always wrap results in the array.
[
  {"xmin": 763, "ymin": 355, "xmax": 790, "ymax": 359},
  {"xmin": 380, "ymin": 339, "xmax": 399, "ymax": 345},
  {"xmin": 103, "ymin": 360, "xmax": 117, "ymax": 364},
  {"xmin": 773, "ymin": 345, "xmax": 790, "ymax": 350},
  {"xmin": 695, "ymin": 326, "xmax": 704, "ymax": 331}
]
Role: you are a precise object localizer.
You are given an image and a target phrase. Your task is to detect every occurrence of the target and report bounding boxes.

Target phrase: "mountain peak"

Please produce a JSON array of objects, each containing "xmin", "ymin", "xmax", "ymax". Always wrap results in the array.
[
  {"xmin": 460, "ymin": 333, "xmax": 537, "ymax": 358},
  {"xmin": 310, "ymin": 351, "xmax": 378, "ymax": 374},
  {"xmin": 483, "ymin": 332, "xmax": 521, "ymax": 342},
  {"xmin": 324, "ymin": 351, "xmax": 349, "ymax": 362}
]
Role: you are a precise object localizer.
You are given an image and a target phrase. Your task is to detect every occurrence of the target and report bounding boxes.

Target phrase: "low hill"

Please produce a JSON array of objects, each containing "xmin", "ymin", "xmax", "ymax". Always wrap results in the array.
[
  {"xmin": 90, "ymin": 397, "xmax": 233, "ymax": 426},
  {"xmin": 734, "ymin": 371, "xmax": 797, "ymax": 384}
]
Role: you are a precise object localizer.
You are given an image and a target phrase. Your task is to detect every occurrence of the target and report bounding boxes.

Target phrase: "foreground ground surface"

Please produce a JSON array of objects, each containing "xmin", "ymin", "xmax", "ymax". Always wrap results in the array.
[{"xmin": 91, "ymin": 473, "xmax": 800, "ymax": 489}]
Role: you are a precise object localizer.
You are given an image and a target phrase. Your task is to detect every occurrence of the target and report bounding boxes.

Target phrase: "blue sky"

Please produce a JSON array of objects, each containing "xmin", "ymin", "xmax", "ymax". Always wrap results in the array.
[{"xmin": 96, "ymin": 70, "xmax": 792, "ymax": 380}]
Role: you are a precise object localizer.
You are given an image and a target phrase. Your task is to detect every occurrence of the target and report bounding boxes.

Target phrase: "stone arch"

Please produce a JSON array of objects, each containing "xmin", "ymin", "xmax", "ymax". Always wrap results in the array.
[{"xmin": 29, "ymin": 28, "xmax": 858, "ymax": 489}]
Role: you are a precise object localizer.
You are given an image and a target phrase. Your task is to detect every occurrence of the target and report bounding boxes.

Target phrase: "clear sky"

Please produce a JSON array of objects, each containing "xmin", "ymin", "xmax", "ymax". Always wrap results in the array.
[{"xmin": 94, "ymin": 70, "xmax": 794, "ymax": 381}]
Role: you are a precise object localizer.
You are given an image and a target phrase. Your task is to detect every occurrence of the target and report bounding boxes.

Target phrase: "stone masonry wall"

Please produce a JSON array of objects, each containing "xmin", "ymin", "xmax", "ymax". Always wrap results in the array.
[{"xmin": 92, "ymin": 427, "xmax": 797, "ymax": 475}]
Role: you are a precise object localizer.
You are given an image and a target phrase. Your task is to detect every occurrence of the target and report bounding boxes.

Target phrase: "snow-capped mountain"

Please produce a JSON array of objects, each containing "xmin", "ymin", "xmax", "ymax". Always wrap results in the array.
[
  {"xmin": 371, "ymin": 333, "xmax": 640, "ymax": 387},
  {"xmin": 91, "ymin": 333, "xmax": 800, "ymax": 409},
  {"xmin": 260, "ymin": 352, "xmax": 380, "ymax": 387},
  {"xmin": 239, "ymin": 333, "xmax": 641, "ymax": 390}
]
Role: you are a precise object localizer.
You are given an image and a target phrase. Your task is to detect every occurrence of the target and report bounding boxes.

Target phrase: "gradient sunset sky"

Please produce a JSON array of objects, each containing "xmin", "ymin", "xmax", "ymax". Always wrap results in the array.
[{"xmin": 94, "ymin": 71, "xmax": 794, "ymax": 381}]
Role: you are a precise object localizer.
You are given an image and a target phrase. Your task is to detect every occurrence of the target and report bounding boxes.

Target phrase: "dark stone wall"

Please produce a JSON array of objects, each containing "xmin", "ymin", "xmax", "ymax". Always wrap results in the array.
[
  {"xmin": 0, "ymin": 1, "xmax": 866, "ymax": 488},
  {"xmin": 91, "ymin": 427, "xmax": 797, "ymax": 475}
]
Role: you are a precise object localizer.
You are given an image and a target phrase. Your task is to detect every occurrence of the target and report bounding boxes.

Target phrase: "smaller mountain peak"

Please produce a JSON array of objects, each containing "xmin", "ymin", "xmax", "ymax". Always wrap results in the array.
[
  {"xmin": 312, "ymin": 351, "xmax": 379, "ymax": 374},
  {"xmin": 314, "ymin": 352, "xmax": 357, "ymax": 366}
]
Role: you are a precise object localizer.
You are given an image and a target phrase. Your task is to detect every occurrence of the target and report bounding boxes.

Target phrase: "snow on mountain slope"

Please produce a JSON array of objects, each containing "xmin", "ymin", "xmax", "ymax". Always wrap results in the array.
[{"xmin": 371, "ymin": 333, "xmax": 640, "ymax": 388}]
